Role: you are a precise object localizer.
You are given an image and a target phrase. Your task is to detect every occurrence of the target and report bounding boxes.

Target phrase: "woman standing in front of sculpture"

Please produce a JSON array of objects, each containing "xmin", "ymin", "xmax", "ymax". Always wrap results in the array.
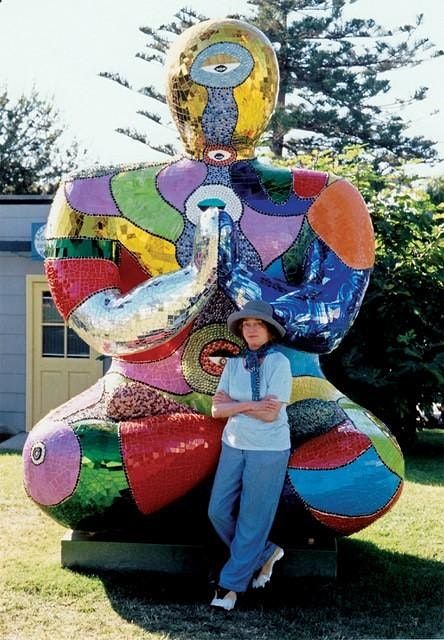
[{"xmin": 209, "ymin": 300, "xmax": 292, "ymax": 611}]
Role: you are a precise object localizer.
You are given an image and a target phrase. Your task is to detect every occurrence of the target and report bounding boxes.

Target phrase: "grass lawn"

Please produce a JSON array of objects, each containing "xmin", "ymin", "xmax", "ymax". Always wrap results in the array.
[{"xmin": 0, "ymin": 429, "xmax": 443, "ymax": 640}]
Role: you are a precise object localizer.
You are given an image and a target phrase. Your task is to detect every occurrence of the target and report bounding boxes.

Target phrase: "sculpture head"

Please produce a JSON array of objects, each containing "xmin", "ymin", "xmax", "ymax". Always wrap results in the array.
[{"xmin": 165, "ymin": 19, "xmax": 279, "ymax": 161}]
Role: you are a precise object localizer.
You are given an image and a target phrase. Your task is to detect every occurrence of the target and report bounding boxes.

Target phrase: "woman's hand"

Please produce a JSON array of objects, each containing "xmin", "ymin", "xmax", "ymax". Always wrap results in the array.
[
  {"xmin": 244, "ymin": 395, "xmax": 283, "ymax": 422},
  {"xmin": 256, "ymin": 396, "xmax": 281, "ymax": 412},
  {"xmin": 214, "ymin": 390, "xmax": 232, "ymax": 404},
  {"xmin": 212, "ymin": 391, "xmax": 283, "ymax": 422},
  {"xmin": 212, "ymin": 391, "xmax": 254, "ymax": 419}
]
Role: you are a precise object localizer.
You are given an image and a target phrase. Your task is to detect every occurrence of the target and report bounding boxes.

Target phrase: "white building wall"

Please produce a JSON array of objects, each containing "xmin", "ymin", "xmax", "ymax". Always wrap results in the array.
[{"xmin": 0, "ymin": 196, "xmax": 50, "ymax": 435}]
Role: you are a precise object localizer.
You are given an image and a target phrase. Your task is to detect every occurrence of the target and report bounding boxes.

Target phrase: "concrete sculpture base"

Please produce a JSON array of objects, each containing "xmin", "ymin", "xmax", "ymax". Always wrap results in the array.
[{"xmin": 61, "ymin": 530, "xmax": 337, "ymax": 578}]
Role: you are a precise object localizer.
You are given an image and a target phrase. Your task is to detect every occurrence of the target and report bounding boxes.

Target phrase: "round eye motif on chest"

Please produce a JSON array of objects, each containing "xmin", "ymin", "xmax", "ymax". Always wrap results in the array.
[
  {"xmin": 181, "ymin": 325, "xmax": 242, "ymax": 394},
  {"xmin": 201, "ymin": 342, "xmax": 240, "ymax": 377},
  {"xmin": 191, "ymin": 42, "xmax": 254, "ymax": 88},
  {"xmin": 204, "ymin": 144, "xmax": 237, "ymax": 166}
]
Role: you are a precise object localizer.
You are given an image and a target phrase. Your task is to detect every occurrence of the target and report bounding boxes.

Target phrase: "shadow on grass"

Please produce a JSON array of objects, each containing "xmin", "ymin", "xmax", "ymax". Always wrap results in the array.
[{"xmin": 91, "ymin": 537, "xmax": 443, "ymax": 640}]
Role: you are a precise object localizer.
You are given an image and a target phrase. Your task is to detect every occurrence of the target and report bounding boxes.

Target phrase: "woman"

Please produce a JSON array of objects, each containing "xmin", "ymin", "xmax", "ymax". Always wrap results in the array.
[{"xmin": 208, "ymin": 300, "xmax": 292, "ymax": 611}]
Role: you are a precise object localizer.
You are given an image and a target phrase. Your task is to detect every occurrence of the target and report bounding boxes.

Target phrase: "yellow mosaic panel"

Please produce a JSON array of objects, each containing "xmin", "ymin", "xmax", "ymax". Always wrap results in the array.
[
  {"xmin": 232, "ymin": 41, "xmax": 278, "ymax": 157},
  {"xmin": 46, "ymin": 194, "xmax": 179, "ymax": 276},
  {"xmin": 290, "ymin": 376, "xmax": 345, "ymax": 403}
]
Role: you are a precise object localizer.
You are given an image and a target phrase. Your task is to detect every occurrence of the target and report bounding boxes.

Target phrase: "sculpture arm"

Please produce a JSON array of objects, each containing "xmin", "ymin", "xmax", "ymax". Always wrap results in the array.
[
  {"xmin": 46, "ymin": 207, "xmax": 219, "ymax": 356},
  {"xmin": 220, "ymin": 180, "xmax": 374, "ymax": 353},
  {"xmin": 69, "ymin": 207, "xmax": 219, "ymax": 355}
]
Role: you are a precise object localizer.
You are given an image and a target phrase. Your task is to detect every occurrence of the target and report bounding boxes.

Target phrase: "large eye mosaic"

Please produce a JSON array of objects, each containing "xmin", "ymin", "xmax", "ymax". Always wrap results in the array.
[
  {"xmin": 191, "ymin": 42, "xmax": 254, "ymax": 88},
  {"xmin": 201, "ymin": 57, "xmax": 240, "ymax": 75}
]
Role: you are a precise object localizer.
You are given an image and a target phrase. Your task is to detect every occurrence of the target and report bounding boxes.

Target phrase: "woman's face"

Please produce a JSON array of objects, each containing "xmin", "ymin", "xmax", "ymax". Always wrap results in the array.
[{"xmin": 241, "ymin": 317, "xmax": 272, "ymax": 350}]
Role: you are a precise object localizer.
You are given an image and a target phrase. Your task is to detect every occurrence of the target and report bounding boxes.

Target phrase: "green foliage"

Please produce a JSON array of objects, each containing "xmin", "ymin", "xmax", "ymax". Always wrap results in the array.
[
  {"xmin": 284, "ymin": 147, "xmax": 444, "ymax": 447},
  {"xmin": 0, "ymin": 88, "xmax": 81, "ymax": 194},
  {"xmin": 427, "ymin": 176, "xmax": 444, "ymax": 207}
]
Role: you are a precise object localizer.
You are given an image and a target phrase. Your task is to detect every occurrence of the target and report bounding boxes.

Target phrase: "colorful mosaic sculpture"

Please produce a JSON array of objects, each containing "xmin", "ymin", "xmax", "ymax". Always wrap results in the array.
[{"xmin": 23, "ymin": 19, "xmax": 404, "ymax": 537}]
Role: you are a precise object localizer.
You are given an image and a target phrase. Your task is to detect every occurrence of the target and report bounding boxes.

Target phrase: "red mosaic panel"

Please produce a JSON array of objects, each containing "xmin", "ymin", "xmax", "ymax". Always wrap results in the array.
[
  {"xmin": 119, "ymin": 322, "xmax": 193, "ymax": 363},
  {"xmin": 45, "ymin": 258, "xmax": 120, "ymax": 319},
  {"xmin": 118, "ymin": 245, "xmax": 150, "ymax": 294},
  {"xmin": 120, "ymin": 413, "xmax": 225, "ymax": 514},
  {"xmin": 288, "ymin": 421, "xmax": 371, "ymax": 470},
  {"xmin": 292, "ymin": 169, "xmax": 328, "ymax": 198},
  {"xmin": 309, "ymin": 482, "xmax": 403, "ymax": 535}
]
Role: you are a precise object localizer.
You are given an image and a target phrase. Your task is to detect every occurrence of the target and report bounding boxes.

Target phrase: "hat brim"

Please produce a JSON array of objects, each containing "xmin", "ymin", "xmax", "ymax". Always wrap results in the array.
[{"xmin": 227, "ymin": 309, "xmax": 285, "ymax": 338}]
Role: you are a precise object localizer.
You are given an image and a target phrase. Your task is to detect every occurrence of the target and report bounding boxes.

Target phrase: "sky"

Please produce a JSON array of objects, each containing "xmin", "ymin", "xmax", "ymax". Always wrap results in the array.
[{"xmin": 0, "ymin": 0, "xmax": 443, "ymax": 175}]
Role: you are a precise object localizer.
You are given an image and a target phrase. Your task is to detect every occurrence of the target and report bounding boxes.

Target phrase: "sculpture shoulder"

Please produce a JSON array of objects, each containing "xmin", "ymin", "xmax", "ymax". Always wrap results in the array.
[
  {"xmin": 51, "ymin": 160, "xmax": 171, "ymax": 219},
  {"xmin": 62, "ymin": 160, "xmax": 169, "ymax": 184},
  {"xmin": 247, "ymin": 160, "xmax": 334, "ymax": 200},
  {"xmin": 307, "ymin": 173, "xmax": 369, "ymax": 214},
  {"xmin": 48, "ymin": 158, "xmax": 186, "ymax": 250},
  {"xmin": 306, "ymin": 175, "xmax": 374, "ymax": 270}
]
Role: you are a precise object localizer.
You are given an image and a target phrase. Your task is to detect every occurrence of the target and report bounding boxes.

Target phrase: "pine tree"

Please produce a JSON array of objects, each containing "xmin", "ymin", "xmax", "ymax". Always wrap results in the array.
[
  {"xmin": 99, "ymin": 1, "xmax": 442, "ymax": 166},
  {"xmin": 249, "ymin": 0, "xmax": 441, "ymax": 166},
  {"xmin": 99, "ymin": 8, "xmax": 204, "ymax": 157}
]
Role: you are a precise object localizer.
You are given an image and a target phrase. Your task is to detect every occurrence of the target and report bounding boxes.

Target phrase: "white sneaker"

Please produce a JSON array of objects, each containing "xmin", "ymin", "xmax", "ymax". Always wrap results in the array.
[
  {"xmin": 210, "ymin": 587, "xmax": 237, "ymax": 611},
  {"xmin": 252, "ymin": 546, "xmax": 284, "ymax": 589}
]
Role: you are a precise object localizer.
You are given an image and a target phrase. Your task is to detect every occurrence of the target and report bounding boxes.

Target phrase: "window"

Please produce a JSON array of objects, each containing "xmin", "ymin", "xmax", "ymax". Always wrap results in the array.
[{"xmin": 41, "ymin": 292, "xmax": 90, "ymax": 358}]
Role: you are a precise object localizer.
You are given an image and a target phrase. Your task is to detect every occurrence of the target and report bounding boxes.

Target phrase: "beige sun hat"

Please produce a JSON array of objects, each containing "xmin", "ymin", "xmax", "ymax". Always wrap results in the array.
[{"xmin": 227, "ymin": 300, "xmax": 285, "ymax": 338}]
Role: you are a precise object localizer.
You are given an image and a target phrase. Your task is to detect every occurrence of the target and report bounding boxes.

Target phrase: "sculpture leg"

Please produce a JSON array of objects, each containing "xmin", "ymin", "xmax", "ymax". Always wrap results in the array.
[
  {"xmin": 23, "ymin": 374, "xmax": 224, "ymax": 531},
  {"xmin": 283, "ymin": 389, "xmax": 404, "ymax": 536}
]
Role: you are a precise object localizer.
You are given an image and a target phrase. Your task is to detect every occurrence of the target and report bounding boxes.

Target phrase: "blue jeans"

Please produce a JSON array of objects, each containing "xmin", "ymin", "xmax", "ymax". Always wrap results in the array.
[{"xmin": 208, "ymin": 443, "xmax": 290, "ymax": 593}]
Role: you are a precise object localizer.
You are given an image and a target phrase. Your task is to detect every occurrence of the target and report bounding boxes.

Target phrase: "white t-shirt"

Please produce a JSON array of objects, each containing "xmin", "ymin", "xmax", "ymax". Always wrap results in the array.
[{"xmin": 216, "ymin": 351, "xmax": 292, "ymax": 451}]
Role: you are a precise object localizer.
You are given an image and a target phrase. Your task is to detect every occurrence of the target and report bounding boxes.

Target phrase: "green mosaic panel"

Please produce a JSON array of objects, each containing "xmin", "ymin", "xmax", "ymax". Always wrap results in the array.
[
  {"xmin": 164, "ymin": 390, "xmax": 213, "ymax": 416},
  {"xmin": 251, "ymin": 159, "xmax": 293, "ymax": 204},
  {"xmin": 45, "ymin": 238, "xmax": 118, "ymax": 261},
  {"xmin": 45, "ymin": 421, "xmax": 129, "ymax": 529},
  {"xmin": 282, "ymin": 218, "xmax": 317, "ymax": 282},
  {"xmin": 111, "ymin": 166, "xmax": 184, "ymax": 241}
]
